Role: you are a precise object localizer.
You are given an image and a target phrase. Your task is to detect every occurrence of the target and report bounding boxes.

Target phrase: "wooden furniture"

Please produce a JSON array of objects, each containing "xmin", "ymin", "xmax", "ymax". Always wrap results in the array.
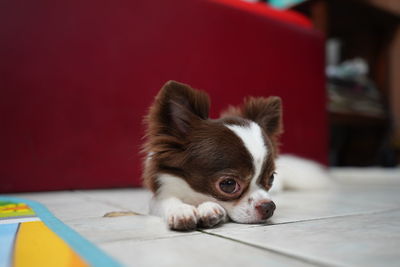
[{"xmin": 293, "ymin": 0, "xmax": 400, "ymax": 166}]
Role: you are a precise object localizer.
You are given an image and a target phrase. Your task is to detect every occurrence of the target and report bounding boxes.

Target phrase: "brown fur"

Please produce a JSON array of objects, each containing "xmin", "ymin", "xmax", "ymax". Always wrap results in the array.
[{"xmin": 142, "ymin": 81, "xmax": 282, "ymax": 199}]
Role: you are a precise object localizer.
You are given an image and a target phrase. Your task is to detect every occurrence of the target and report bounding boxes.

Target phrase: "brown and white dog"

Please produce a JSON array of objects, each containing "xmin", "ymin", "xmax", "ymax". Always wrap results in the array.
[{"xmin": 142, "ymin": 81, "xmax": 329, "ymax": 231}]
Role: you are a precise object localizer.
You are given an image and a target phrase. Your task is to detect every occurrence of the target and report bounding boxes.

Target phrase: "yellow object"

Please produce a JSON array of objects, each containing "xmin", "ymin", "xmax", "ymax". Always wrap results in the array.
[{"xmin": 14, "ymin": 221, "xmax": 88, "ymax": 267}]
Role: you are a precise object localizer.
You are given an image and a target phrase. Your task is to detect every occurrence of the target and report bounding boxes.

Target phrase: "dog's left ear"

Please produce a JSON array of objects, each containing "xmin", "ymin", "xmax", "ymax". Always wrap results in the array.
[
  {"xmin": 222, "ymin": 96, "xmax": 283, "ymax": 137},
  {"xmin": 148, "ymin": 80, "xmax": 210, "ymax": 139}
]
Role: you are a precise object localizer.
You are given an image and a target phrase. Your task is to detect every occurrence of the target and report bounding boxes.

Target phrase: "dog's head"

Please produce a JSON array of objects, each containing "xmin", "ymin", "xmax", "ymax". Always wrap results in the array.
[{"xmin": 143, "ymin": 81, "xmax": 282, "ymax": 223}]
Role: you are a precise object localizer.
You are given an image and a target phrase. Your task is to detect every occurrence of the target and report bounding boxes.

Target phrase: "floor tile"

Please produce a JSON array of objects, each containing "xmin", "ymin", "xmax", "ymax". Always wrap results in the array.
[
  {"xmin": 100, "ymin": 232, "xmax": 316, "ymax": 267},
  {"xmin": 9, "ymin": 191, "xmax": 124, "ymax": 221},
  {"xmin": 10, "ymin": 191, "xmax": 82, "ymax": 204},
  {"xmin": 270, "ymin": 184, "xmax": 400, "ymax": 224},
  {"xmin": 76, "ymin": 189, "xmax": 152, "ymax": 214},
  {"xmin": 6, "ymin": 167, "xmax": 400, "ymax": 267},
  {"xmin": 200, "ymin": 183, "xmax": 400, "ymax": 231},
  {"xmin": 204, "ymin": 209, "xmax": 400, "ymax": 267},
  {"xmin": 64, "ymin": 214, "xmax": 200, "ymax": 244},
  {"xmin": 330, "ymin": 167, "xmax": 400, "ymax": 186}
]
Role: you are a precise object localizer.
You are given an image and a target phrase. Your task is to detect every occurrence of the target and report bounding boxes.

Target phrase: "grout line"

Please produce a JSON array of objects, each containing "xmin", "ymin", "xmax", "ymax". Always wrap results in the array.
[
  {"xmin": 99, "ymin": 232, "xmax": 203, "ymax": 245},
  {"xmin": 262, "ymin": 207, "xmax": 400, "ymax": 227},
  {"xmin": 196, "ymin": 208, "xmax": 400, "ymax": 267},
  {"xmin": 224, "ymin": 206, "xmax": 400, "ymax": 231},
  {"xmin": 198, "ymin": 229, "xmax": 340, "ymax": 267},
  {"xmin": 74, "ymin": 191, "xmax": 148, "ymax": 214}
]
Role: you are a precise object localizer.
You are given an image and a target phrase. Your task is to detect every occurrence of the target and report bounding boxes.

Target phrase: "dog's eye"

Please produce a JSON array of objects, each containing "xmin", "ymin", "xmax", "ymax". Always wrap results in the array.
[
  {"xmin": 268, "ymin": 172, "xmax": 276, "ymax": 186},
  {"xmin": 219, "ymin": 178, "xmax": 240, "ymax": 194}
]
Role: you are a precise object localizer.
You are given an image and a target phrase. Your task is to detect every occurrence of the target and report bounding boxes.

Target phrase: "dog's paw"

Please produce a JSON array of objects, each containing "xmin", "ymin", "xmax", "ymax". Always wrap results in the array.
[
  {"xmin": 197, "ymin": 202, "xmax": 227, "ymax": 228},
  {"xmin": 165, "ymin": 203, "xmax": 199, "ymax": 231}
]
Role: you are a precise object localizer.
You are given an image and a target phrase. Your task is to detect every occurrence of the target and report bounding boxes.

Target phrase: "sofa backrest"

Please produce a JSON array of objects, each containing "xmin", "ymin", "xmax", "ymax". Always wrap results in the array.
[{"xmin": 0, "ymin": 0, "xmax": 326, "ymax": 192}]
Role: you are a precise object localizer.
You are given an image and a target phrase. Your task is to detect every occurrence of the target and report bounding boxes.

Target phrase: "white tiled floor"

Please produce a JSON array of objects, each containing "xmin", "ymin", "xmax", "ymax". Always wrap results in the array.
[{"xmin": 9, "ymin": 168, "xmax": 400, "ymax": 267}]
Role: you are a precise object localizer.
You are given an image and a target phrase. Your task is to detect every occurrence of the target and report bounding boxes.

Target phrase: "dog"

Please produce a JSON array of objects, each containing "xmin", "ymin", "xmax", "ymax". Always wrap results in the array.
[{"xmin": 142, "ymin": 81, "xmax": 330, "ymax": 230}]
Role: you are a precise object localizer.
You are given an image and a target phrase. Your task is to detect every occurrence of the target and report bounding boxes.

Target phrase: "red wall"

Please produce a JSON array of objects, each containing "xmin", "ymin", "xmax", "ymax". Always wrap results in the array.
[{"xmin": 0, "ymin": 0, "xmax": 327, "ymax": 192}]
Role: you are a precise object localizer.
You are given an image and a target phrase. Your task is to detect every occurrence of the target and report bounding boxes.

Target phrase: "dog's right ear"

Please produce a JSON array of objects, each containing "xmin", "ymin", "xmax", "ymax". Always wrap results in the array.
[
  {"xmin": 147, "ymin": 81, "xmax": 210, "ymax": 138},
  {"xmin": 221, "ymin": 96, "xmax": 283, "ymax": 138}
]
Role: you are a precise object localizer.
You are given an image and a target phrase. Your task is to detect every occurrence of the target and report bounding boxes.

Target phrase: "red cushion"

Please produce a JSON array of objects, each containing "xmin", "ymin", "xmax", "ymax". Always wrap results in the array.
[
  {"xmin": 0, "ymin": 0, "xmax": 326, "ymax": 192},
  {"xmin": 212, "ymin": 0, "xmax": 312, "ymax": 28}
]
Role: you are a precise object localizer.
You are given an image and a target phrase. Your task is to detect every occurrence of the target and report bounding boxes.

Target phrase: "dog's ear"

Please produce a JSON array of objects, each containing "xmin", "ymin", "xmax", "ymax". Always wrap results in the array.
[
  {"xmin": 148, "ymin": 80, "xmax": 210, "ymax": 137},
  {"xmin": 222, "ymin": 96, "xmax": 283, "ymax": 137},
  {"xmin": 242, "ymin": 96, "xmax": 282, "ymax": 137}
]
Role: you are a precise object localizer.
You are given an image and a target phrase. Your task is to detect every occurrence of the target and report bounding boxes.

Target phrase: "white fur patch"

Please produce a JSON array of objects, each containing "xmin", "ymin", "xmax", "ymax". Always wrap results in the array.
[
  {"xmin": 154, "ymin": 173, "xmax": 213, "ymax": 206},
  {"xmin": 151, "ymin": 174, "xmax": 226, "ymax": 229},
  {"xmin": 150, "ymin": 174, "xmax": 204, "ymax": 230},
  {"xmin": 224, "ymin": 122, "xmax": 274, "ymax": 223},
  {"xmin": 225, "ymin": 122, "xmax": 267, "ymax": 184},
  {"xmin": 270, "ymin": 155, "xmax": 333, "ymax": 193},
  {"xmin": 197, "ymin": 202, "xmax": 227, "ymax": 227}
]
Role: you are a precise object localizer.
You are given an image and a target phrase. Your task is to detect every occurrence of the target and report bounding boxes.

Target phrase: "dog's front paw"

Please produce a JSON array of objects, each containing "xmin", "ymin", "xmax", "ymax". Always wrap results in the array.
[
  {"xmin": 166, "ymin": 203, "xmax": 199, "ymax": 231},
  {"xmin": 197, "ymin": 202, "xmax": 227, "ymax": 228}
]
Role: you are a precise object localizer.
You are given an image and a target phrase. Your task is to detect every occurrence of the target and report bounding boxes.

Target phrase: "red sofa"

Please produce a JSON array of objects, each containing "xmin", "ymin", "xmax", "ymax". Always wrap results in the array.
[{"xmin": 0, "ymin": 0, "xmax": 327, "ymax": 192}]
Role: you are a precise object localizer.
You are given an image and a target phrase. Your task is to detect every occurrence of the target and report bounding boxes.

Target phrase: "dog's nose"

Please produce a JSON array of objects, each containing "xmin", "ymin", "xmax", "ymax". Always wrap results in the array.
[{"xmin": 255, "ymin": 201, "xmax": 276, "ymax": 220}]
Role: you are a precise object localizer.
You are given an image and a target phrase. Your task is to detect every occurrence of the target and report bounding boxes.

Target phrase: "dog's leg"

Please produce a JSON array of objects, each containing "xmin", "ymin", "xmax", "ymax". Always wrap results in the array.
[
  {"xmin": 197, "ymin": 202, "xmax": 228, "ymax": 228},
  {"xmin": 150, "ymin": 196, "xmax": 199, "ymax": 231}
]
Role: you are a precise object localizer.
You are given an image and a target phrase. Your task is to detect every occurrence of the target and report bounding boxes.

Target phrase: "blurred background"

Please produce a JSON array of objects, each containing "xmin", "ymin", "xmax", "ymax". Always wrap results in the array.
[
  {"xmin": 1, "ymin": 0, "xmax": 399, "ymax": 193},
  {"xmin": 289, "ymin": 0, "xmax": 400, "ymax": 167},
  {"xmin": 250, "ymin": 0, "xmax": 400, "ymax": 167}
]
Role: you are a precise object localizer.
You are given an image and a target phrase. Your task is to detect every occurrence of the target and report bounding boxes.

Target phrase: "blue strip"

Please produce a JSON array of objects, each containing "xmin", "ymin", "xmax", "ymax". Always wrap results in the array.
[
  {"xmin": 0, "ymin": 223, "xmax": 19, "ymax": 267},
  {"xmin": 269, "ymin": 0, "xmax": 306, "ymax": 9},
  {"xmin": 0, "ymin": 196, "xmax": 121, "ymax": 267}
]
